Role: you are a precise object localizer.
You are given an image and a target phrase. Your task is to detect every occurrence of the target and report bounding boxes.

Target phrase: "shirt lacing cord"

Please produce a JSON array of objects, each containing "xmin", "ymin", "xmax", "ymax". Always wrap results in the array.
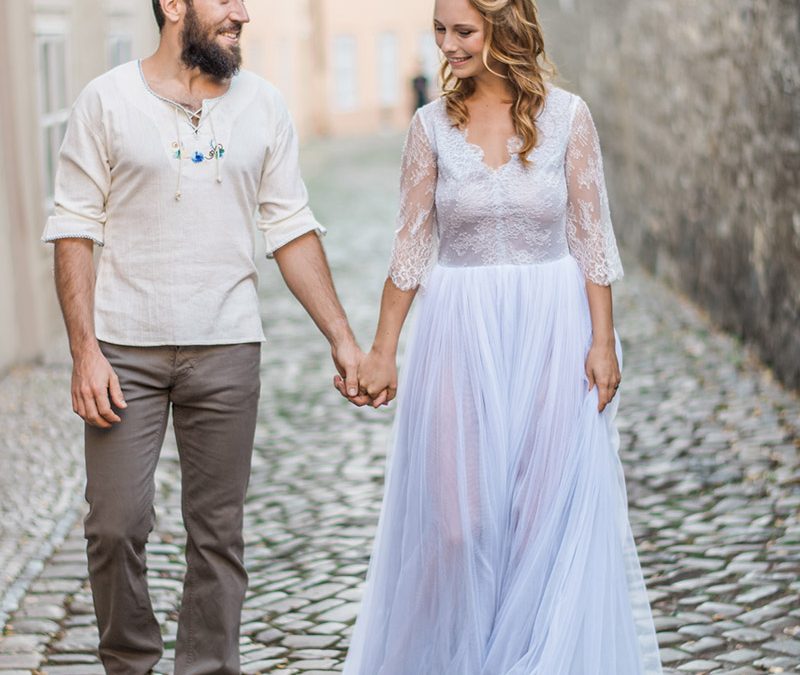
[{"xmin": 172, "ymin": 102, "xmax": 223, "ymax": 202}]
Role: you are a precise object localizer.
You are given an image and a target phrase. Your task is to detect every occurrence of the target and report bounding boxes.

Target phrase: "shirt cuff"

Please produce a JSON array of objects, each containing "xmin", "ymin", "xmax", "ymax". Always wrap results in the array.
[
  {"xmin": 42, "ymin": 213, "xmax": 105, "ymax": 247},
  {"xmin": 260, "ymin": 208, "xmax": 327, "ymax": 258}
]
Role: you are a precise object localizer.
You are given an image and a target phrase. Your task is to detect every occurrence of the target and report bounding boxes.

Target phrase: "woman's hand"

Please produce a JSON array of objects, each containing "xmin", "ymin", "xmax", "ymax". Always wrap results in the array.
[
  {"xmin": 358, "ymin": 348, "xmax": 398, "ymax": 408},
  {"xmin": 585, "ymin": 340, "xmax": 621, "ymax": 413}
]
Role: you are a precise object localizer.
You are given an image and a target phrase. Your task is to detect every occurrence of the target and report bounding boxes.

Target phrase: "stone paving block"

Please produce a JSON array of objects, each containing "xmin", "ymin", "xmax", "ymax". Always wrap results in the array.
[
  {"xmin": 0, "ymin": 653, "xmax": 42, "ymax": 669},
  {"xmin": 675, "ymin": 660, "xmax": 721, "ymax": 672},
  {"xmin": 282, "ymin": 635, "xmax": 340, "ymax": 650},
  {"xmin": 658, "ymin": 648, "xmax": 689, "ymax": 665},
  {"xmin": 715, "ymin": 647, "xmax": 764, "ymax": 664},
  {"xmin": 0, "ymin": 635, "xmax": 46, "ymax": 653},
  {"xmin": 762, "ymin": 638, "xmax": 800, "ymax": 657}
]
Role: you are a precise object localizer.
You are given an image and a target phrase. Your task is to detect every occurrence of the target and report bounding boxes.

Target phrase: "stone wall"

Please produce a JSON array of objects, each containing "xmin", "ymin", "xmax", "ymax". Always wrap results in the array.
[{"xmin": 539, "ymin": 0, "xmax": 800, "ymax": 389}]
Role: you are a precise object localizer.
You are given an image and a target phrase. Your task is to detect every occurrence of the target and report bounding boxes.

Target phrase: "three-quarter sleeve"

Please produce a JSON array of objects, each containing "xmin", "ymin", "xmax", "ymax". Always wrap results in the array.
[
  {"xmin": 387, "ymin": 111, "xmax": 438, "ymax": 290},
  {"xmin": 42, "ymin": 106, "xmax": 110, "ymax": 246},
  {"xmin": 258, "ymin": 99, "xmax": 325, "ymax": 257},
  {"xmin": 564, "ymin": 97, "xmax": 624, "ymax": 285}
]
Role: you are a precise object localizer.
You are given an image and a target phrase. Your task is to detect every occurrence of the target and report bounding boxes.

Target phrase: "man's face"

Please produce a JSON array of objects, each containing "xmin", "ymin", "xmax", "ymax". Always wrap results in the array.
[{"xmin": 181, "ymin": 0, "xmax": 250, "ymax": 79}]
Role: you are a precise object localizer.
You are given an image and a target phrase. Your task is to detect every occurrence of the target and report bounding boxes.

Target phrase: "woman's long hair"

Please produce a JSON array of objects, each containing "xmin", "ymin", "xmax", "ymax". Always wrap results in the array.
[{"xmin": 440, "ymin": 0, "xmax": 556, "ymax": 165}]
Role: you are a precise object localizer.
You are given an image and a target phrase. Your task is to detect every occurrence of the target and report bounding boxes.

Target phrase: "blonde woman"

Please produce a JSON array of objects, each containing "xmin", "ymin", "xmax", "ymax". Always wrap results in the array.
[{"xmin": 337, "ymin": 0, "xmax": 662, "ymax": 671}]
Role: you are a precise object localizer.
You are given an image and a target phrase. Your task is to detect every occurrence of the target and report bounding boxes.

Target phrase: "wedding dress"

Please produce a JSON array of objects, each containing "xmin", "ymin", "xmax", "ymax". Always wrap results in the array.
[{"xmin": 343, "ymin": 87, "xmax": 663, "ymax": 675}]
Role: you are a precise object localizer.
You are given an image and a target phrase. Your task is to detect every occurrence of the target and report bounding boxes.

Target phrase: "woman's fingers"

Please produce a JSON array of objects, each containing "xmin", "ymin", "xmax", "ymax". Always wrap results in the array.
[{"xmin": 371, "ymin": 389, "xmax": 389, "ymax": 408}]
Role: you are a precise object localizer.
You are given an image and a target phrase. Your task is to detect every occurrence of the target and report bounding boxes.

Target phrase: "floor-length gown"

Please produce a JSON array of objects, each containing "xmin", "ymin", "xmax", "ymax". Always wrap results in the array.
[{"xmin": 343, "ymin": 87, "xmax": 663, "ymax": 675}]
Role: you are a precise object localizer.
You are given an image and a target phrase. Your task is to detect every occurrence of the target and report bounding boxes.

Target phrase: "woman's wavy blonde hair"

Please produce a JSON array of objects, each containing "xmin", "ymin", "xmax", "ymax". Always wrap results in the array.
[{"xmin": 440, "ymin": 0, "xmax": 555, "ymax": 165}]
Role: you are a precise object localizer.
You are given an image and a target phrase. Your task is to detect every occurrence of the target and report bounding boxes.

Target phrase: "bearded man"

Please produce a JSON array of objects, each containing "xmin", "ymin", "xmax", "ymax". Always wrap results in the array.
[{"xmin": 43, "ymin": 1, "xmax": 364, "ymax": 672}]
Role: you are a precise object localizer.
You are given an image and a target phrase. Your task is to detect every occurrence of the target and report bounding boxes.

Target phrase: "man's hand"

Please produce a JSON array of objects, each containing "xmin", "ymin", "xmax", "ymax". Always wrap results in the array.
[
  {"xmin": 585, "ymin": 340, "xmax": 621, "ymax": 413},
  {"xmin": 331, "ymin": 338, "xmax": 372, "ymax": 407},
  {"xmin": 72, "ymin": 346, "xmax": 127, "ymax": 428}
]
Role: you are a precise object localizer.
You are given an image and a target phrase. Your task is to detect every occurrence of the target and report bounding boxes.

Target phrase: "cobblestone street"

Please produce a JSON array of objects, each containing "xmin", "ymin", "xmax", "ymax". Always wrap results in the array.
[{"xmin": 1, "ymin": 134, "xmax": 799, "ymax": 674}]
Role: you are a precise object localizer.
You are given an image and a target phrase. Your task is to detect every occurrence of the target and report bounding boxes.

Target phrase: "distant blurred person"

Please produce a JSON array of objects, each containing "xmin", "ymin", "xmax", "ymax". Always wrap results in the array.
[
  {"xmin": 44, "ymin": 0, "xmax": 362, "ymax": 672},
  {"xmin": 337, "ymin": 0, "xmax": 664, "ymax": 672},
  {"xmin": 412, "ymin": 70, "xmax": 430, "ymax": 109}
]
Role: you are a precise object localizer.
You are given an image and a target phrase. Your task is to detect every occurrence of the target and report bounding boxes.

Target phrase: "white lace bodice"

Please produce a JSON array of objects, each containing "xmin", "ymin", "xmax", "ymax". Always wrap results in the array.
[{"xmin": 388, "ymin": 87, "xmax": 624, "ymax": 290}]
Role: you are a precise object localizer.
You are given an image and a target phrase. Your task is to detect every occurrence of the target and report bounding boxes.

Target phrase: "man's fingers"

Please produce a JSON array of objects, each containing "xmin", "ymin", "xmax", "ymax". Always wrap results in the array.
[
  {"xmin": 345, "ymin": 365, "xmax": 359, "ymax": 399},
  {"xmin": 109, "ymin": 372, "xmax": 127, "ymax": 409},
  {"xmin": 333, "ymin": 374, "xmax": 348, "ymax": 398},
  {"xmin": 81, "ymin": 393, "xmax": 111, "ymax": 429},
  {"xmin": 94, "ymin": 387, "xmax": 121, "ymax": 425}
]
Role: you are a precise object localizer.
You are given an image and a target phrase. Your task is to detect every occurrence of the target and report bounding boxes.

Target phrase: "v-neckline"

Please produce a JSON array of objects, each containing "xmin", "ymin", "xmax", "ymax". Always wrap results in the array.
[
  {"xmin": 458, "ymin": 126, "xmax": 520, "ymax": 173},
  {"xmin": 137, "ymin": 59, "xmax": 230, "ymax": 133}
]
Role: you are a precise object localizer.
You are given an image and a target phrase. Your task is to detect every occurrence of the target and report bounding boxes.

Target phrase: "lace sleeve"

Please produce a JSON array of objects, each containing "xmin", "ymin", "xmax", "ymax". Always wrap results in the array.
[
  {"xmin": 565, "ymin": 97, "xmax": 624, "ymax": 285},
  {"xmin": 388, "ymin": 110, "xmax": 438, "ymax": 291}
]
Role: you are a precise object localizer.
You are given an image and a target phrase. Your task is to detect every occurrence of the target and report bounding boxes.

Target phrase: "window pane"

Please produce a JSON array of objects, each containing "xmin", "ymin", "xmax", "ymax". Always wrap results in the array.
[
  {"xmin": 378, "ymin": 32, "xmax": 398, "ymax": 107},
  {"xmin": 333, "ymin": 35, "xmax": 357, "ymax": 112},
  {"xmin": 43, "ymin": 128, "xmax": 56, "ymax": 202},
  {"xmin": 38, "ymin": 41, "xmax": 52, "ymax": 113},
  {"xmin": 52, "ymin": 39, "xmax": 67, "ymax": 108}
]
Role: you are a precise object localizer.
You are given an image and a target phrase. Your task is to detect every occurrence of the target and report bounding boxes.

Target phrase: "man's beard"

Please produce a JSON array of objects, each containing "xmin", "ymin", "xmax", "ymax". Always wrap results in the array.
[{"xmin": 180, "ymin": 3, "xmax": 242, "ymax": 79}]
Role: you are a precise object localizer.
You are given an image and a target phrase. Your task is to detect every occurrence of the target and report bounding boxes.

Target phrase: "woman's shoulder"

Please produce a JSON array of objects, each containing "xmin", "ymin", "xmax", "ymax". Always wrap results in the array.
[
  {"xmin": 543, "ymin": 84, "xmax": 582, "ymax": 115},
  {"xmin": 409, "ymin": 97, "xmax": 448, "ymax": 144},
  {"xmin": 415, "ymin": 97, "xmax": 447, "ymax": 125}
]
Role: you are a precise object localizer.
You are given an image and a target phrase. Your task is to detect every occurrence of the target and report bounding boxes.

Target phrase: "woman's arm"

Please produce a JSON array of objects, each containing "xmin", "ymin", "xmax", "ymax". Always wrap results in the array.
[
  {"xmin": 335, "ymin": 109, "xmax": 437, "ymax": 408},
  {"xmin": 584, "ymin": 282, "xmax": 620, "ymax": 412},
  {"xmin": 345, "ymin": 280, "xmax": 417, "ymax": 407},
  {"xmin": 564, "ymin": 97, "xmax": 625, "ymax": 412}
]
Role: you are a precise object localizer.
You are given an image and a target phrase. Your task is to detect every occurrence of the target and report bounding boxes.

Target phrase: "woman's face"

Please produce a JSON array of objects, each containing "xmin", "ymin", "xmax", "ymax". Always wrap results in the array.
[{"xmin": 434, "ymin": 0, "xmax": 489, "ymax": 80}]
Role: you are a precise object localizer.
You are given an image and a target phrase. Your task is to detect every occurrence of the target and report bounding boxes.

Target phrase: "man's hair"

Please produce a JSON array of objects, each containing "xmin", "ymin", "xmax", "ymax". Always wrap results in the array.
[
  {"xmin": 152, "ymin": 0, "xmax": 165, "ymax": 30},
  {"xmin": 152, "ymin": 0, "xmax": 193, "ymax": 31}
]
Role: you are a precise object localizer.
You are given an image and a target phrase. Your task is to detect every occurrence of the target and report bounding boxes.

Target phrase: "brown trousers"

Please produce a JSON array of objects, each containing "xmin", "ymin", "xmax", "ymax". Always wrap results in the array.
[{"xmin": 84, "ymin": 341, "xmax": 261, "ymax": 675}]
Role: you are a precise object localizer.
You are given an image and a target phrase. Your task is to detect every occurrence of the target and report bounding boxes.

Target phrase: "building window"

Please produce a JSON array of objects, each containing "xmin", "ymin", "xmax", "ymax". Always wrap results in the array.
[
  {"xmin": 377, "ymin": 32, "xmax": 398, "ymax": 107},
  {"xmin": 333, "ymin": 35, "xmax": 358, "ymax": 112},
  {"xmin": 107, "ymin": 33, "xmax": 133, "ymax": 69},
  {"xmin": 35, "ymin": 31, "xmax": 70, "ymax": 209},
  {"xmin": 418, "ymin": 31, "xmax": 440, "ymax": 87}
]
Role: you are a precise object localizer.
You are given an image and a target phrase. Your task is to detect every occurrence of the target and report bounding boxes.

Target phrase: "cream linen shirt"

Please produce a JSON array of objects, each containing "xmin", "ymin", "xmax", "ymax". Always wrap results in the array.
[{"xmin": 43, "ymin": 60, "xmax": 325, "ymax": 346}]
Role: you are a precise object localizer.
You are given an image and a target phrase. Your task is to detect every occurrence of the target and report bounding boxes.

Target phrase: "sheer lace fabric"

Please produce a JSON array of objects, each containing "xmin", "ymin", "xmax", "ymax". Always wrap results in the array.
[{"xmin": 388, "ymin": 87, "xmax": 624, "ymax": 289}]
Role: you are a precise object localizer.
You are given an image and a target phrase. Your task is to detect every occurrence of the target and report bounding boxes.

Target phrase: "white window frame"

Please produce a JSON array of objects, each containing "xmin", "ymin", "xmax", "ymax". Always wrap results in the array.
[
  {"xmin": 377, "ymin": 32, "xmax": 399, "ymax": 108},
  {"xmin": 332, "ymin": 34, "xmax": 358, "ymax": 112},
  {"xmin": 107, "ymin": 33, "xmax": 134, "ymax": 69},
  {"xmin": 34, "ymin": 14, "xmax": 71, "ymax": 212}
]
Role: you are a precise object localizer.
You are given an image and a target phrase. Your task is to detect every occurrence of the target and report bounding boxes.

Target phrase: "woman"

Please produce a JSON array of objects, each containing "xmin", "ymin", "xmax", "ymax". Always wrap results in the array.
[{"xmin": 336, "ymin": 0, "xmax": 663, "ymax": 671}]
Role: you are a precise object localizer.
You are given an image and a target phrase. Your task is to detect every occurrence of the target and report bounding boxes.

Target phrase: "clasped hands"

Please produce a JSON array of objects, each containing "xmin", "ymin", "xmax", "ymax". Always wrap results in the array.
[{"xmin": 332, "ymin": 343, "xmax": 397, "ymax": 408}]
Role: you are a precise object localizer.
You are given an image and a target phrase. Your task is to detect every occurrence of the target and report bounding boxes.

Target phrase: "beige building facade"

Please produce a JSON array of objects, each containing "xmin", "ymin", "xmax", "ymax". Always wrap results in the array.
[
  {"xmin": 0, "ymin": 0, "xmax": 156, "ymax": 374},
  {"xmin": 244, "ymin": 0, "xmax": 441, "ymax": 138},
  {"xmin": 1, "ymin": 1, "xmax": 440, "ymax": 373}
]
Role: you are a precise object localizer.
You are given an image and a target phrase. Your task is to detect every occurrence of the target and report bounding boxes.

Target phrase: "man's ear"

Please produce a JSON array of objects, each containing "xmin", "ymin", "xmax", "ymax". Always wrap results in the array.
[{"xmin": 160, "ymin": 0, "xmax": 184, "ymax": 27}]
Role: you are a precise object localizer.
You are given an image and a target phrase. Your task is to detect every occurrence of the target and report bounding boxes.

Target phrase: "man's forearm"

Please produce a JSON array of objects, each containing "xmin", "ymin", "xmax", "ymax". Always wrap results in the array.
[
  {"xmin": 273, "ymin": 232, "xmax": 353, "ymax": 346},
  {"xmin": 54, "ymin": 239, "xmax": 99, "ymax": 357}
]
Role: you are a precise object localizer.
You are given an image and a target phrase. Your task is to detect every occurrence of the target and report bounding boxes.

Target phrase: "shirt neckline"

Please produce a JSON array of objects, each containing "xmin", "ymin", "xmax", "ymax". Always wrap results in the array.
[{"xmin": 136, "ymin": 59, "xmax": 235, "ymax": 116}]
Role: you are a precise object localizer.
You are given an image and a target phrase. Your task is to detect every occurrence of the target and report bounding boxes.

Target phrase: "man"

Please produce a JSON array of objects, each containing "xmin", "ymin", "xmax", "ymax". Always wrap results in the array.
[{"xmin": 43, "ymin": 1, "xmax": 363, "ymax": 672}]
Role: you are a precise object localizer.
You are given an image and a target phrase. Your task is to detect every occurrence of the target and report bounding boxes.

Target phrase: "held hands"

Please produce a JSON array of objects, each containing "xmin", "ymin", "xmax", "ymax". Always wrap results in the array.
[
  {"xmin": 585, "ymin": 340, "xmax": 621, "ymax": 413},
  {"xmin": 333, "ymin": 347, "xmax": 397, "ymax": 409},
  {"xmin": 71, "ymin": 346, "xmax": 127, "ymax": 428}
]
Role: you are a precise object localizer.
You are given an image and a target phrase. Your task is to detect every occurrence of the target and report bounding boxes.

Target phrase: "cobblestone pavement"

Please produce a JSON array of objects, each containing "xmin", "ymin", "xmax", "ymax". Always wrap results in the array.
[{"xmin": 1, "ymin": 133, "xmax": 798, "ymax": 674}]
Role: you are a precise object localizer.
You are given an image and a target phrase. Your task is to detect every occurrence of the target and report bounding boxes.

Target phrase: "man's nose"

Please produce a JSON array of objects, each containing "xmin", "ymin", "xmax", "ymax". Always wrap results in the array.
[{"xmin": 230, "ymin": 0, "xmax": 250, "ymax": 23}]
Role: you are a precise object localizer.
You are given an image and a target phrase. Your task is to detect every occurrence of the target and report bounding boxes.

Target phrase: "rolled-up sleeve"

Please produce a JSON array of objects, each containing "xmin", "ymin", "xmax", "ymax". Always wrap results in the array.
[
  {"xmin": 42, "ymin": 104, "xmax": 109, "ymax": 247},
  {"xmin": 257, "ymin": 101, "xmax": 325, "ymax": 257}
]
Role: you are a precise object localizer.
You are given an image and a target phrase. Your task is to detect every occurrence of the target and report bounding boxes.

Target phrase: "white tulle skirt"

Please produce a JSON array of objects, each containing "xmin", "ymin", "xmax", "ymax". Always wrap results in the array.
[{"xmin": 343, "ymin": 256, "xmax": 663, "ymax": 675}]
